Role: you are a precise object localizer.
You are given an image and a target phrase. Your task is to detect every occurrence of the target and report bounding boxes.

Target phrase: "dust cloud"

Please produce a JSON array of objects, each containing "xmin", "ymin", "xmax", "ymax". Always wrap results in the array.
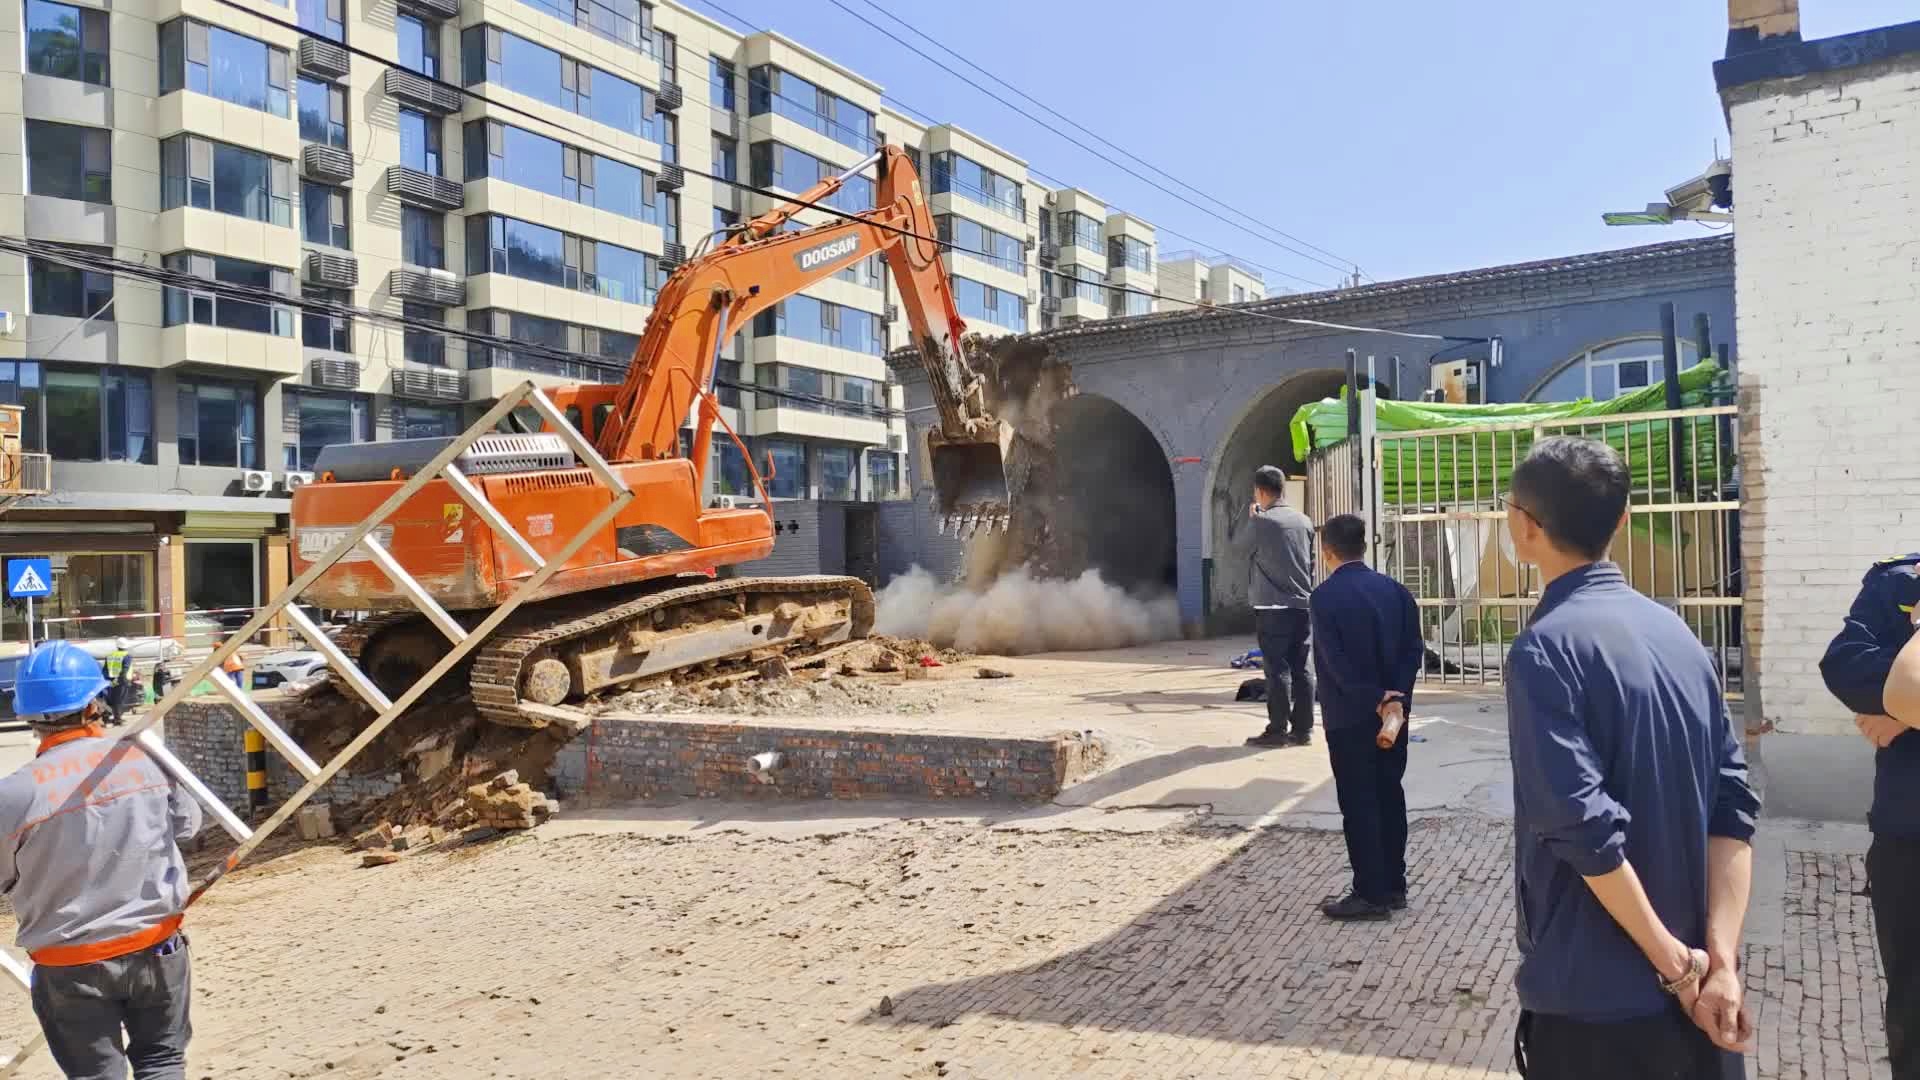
[{"xmin": 874, "ymin": 565, "xmax": 1180, "ymax": 656}]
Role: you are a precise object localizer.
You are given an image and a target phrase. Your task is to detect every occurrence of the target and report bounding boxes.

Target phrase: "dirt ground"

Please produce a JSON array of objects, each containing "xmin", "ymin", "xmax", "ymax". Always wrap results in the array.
[{"xmin": 0, "ymin": 640, "xmax": 1890, "ymax": 1079}]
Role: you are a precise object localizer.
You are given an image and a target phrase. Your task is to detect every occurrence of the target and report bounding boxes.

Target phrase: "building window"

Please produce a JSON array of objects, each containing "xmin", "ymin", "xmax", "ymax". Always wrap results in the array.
[
  {"xmin": 712, "ymin": 135, "xmax": 737, "ymax": 182},
  {"xmin": 513, "ymin": 0, "xmax": 649, "ymax": 53},
  {"xmin": 711, "ymin": 439, "xmax": 750, "ymax": 497},
  {"xmin": 749, "ymin": 364, "xmax": 885, "ymax": 418},
  {"xmin": 817, "ymin": 445, "xmax": 855, "ymax": 500},
  {"xmin": 709, "ymin": 56, "xmax": 735, "ymax": 110},
  {"xmin": 659, "ymin": 112, "xmax": 678, "ymax": 165},
  {"xmin": 866, "ymin": 451, "xmax": 899, "ymax": 500},
  {"xmin": 394, "ymin": 403, "xmax": 459, "ymax": 438},
  {"xmin": 936, "ymin": 215, "xmax": 1023, "ymax": 274},
  {"xmin": 953, "ymin": 275, "xmax": 1026, "ymax": 332},
  {"xmin": 466, "ymin": 309, "xmax": 636, "ymax": 380},
  {"xmin": 1058, "ymin": 211, "xmax": 1102, "ymax": 253},
  {"xmin": 762, "ymin": 439, "xmax": 806, "ymax": 499},
  {"xmin": 833, "ymin": 255, "xmax": 882, "ymax": 290},
  {"xmin": 403, "ymin": 303, "xmax": 447, "ymax": 366},
  {"xmin": 466, "ymin": 214, "xmax": 658, "ymax": 305},
  {"xmin": 26, "ymin": 0, "xmax": 109, "ymax": 85},
  {"xmin": 401, "ymin": 206, "xmax": 444, "ymax": 269},
  {"xmin": 162, "ymin": 253, "xmax": 294, "ymax": 336},
  {"xmin": 25, "ymin": 121, "xmax": 111, "ymax": 204},
  {"xmin": 398, "ymin": 109, "xmax": 442, "ymax": 175},
  {"xmin": 397, "ymin": 13, "xmax": 438, "ymax": 77},
  {"xmin": 463, "ymin": 120, "xmax": 656, "ymax": 223},
  {"xmin": 296, "ymin": 0, "xmax": 343, "ymax": 42},
  {"xmin": 177, "ymin": 378, "xmax": 259, "ymax": 468},
  {"xmin": 0, "ymin": 363, "xmax": 45, "ymax": 453},
  {"xmin": 1108, "ymin": 235, "xmax": 1151, "ymax": 273},
  {"xmin": 929, "ymin": 151, "xmax": 1023, "ymax": 219},
  {"xmin": 751, "ymin": 297, "xmax": 883, "ymax": 355},
  {"xmin": 748, "ymin": 141, "xmax": 873, "ymax": 214},
  {"xmin": 301, "ymin": 181, "xmax": 349, "ymax": 248},
  {"xmin": 159, "ymin": 20, "xmax": 290, "ymax": 117},
  {"xmin": 301, "ymin": 286, "xmax": 350, "ymax": 351},
  {"xmin": 1232, "ymin": 284, "xmax": 1247, "ymax": 303},
  {"xmin": 461, "ymin": 26, "xmax": 658, "ymax": 141},
  {"xmin": 161, "ymin": 135, "xmax": 293, "ymax": 226},
  {"xmin": 297, "ymin": 77, "xmax": 347, "ymax": 147},
  {"xmin": 284, "ymin": 389, "xmax": 370, "ymax": 471},
  {"xmin": 29, "ymin": 246, "xmax": 114, "ymax": 320},
  {"xmin": 1058, "ymin": 264, "xmax": 1106, "ymax": 303},
  {"xmin": 747, "ymin": 66, "xmax": 875, "ymax": 153},
  {"xmin": 44, "ymin": 366, "xmax": 152, "ymax": 464},
  {"xmin": 714, "ymin": 358, "xmax": 742, "ymax": 408},
  {"xmin": 1110, "ymin": 285, "xmax": 1151, "ymax": 318},
  {"xmin": 1529, "ymin": 339, "xmax": 1700, "ymax": 402}
]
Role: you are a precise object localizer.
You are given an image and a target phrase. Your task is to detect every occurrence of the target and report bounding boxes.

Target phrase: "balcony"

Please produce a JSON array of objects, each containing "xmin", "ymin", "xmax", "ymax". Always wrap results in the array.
[
  {"xmin": 385, "ymin": 165, "xmax": 465, "ymax": 211},
  {"xmin": 298, "ymin": 38, "xmax": 351, "ymax": 81},
  {"xmin": 390, "ymin": 267, "xmax": 466, "ymax": 307},
  {"xmin": 1038, "ymin": 240, "xmax": 1059, "ymax": 264},
  {"xmin": 656, "ymin": 81, "xmax": 683, "ymax": 113},
  {"xmin": 658, "ymin": 242, "xmax": 687, "ymax": 272},
  {"xmin": 304, "ymin": 250, "xmax": 359, "ymax": 289},
  {"xmin": 1040, "ymin": 294, "xmax": 1061, "ymax": 314},
  {"xmin": 309, "ymin": 355, "xmax": 361, "ymax": 390},
  {"xmin": 655, "ymin": 163, "xmax": 685, "ymax": 192},
  {"xmin": 302, "ymin": 143, "xmax": 354, "ymax": 184},
  {"xmin": 384, "ymin": 68, "xmax": 462, "ymax": 115},
  {"xmin": 399, "ymin": 0, "xmax": 458, "ymax": 20},
  {"xmin": 392, "ymin": 363, "xmax": 468, "ymax": 401}
]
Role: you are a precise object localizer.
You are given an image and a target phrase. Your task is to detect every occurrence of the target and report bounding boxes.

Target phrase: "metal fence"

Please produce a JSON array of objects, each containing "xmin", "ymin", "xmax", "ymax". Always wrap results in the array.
[{"xmin": 1327, "ymin": 405, "xmax": 1742, "ymax": 694}]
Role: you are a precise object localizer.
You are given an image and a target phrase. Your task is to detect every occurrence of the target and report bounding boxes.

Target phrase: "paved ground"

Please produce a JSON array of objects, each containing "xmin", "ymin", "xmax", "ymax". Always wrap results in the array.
[{"xmin": 0, "ymin": 640, "xmax": 1892, "ymax": 1078}]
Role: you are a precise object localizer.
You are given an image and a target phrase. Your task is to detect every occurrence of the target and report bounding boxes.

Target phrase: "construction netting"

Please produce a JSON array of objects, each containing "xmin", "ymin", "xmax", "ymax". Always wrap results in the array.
[{"xmin": 1288, "ymin": 362, "xmax": 1733, "ymax": 506}]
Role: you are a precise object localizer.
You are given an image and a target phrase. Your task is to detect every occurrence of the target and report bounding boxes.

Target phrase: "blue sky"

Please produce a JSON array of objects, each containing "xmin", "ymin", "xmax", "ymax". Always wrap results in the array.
[{"xmin": 693, "ymin": 0, "xmax": 1916, "ymax": 290}]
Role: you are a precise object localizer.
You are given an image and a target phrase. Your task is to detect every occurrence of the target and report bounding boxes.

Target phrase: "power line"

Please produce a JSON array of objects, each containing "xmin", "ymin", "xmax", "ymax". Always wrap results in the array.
[
  {"xmin": 681, "ymin": 0, "xmax": 1342, "ymax": 290},
  {"xmin": 833, "ymin": 0, "xmax": 1367, "ymax": 280},
  {"xmin": 198, "ymin": 0, "xmax": 1474, "ymax": 344}
]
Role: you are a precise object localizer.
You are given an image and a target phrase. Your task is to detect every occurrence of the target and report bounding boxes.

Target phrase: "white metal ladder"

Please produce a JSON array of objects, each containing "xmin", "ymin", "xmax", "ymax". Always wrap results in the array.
[{"xmin": 1, "ymin": 383, "xmax": 632, "ymax": 1076}]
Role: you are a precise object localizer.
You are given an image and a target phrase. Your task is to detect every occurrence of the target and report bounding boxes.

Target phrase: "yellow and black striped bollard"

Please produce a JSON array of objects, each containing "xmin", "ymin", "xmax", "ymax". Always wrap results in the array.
[{"xmin": 244, "ymin": 728, "xmax": 268, "ymax": 817}]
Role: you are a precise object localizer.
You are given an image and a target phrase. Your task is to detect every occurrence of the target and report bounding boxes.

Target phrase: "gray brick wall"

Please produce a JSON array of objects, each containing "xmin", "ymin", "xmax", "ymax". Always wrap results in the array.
[
  {"xmin": 736, "ymin": 500, "xmax": 847, "ymax": 578},
  {"xmin": 162, "ymin": 696, "xmax": 398, "ymax": 816}
]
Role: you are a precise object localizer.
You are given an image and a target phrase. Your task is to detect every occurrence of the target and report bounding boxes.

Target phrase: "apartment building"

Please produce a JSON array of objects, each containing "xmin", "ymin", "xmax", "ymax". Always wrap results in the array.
[
  {"xmin": 0, "ymin": 0, "xmax": 1163, "ymax": 640},
  {"xmin": 1156, "ymin": 251, "xmax": 1265, "ymax": 311}
]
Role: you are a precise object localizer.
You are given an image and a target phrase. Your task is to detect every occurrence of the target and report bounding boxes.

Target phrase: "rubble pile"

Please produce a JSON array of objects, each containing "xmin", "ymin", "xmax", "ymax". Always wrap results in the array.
[
  {"xmin": 464, "ymin": 770, "xmax": 559, "ymax": 830},
  {"xmin": 593, "ymin": 636, "xmax": 973, "ymax": 717}
]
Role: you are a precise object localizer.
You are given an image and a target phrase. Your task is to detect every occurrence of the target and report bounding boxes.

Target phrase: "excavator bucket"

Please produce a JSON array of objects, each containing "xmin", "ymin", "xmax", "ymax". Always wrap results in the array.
[{"xmin": 927, "ymin": 420, "xmax": 1014, "ymax": 537}]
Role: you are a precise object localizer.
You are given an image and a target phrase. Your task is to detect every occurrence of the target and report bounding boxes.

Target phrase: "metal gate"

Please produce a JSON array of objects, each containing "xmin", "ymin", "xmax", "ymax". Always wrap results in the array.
[
  {"xmin": 2, "ymin": 381, "xmax": 635, "ymax": 1075},
  {"xmin": 1310, "ymin": 404, "xmax": 1742, "ymax": 693}
]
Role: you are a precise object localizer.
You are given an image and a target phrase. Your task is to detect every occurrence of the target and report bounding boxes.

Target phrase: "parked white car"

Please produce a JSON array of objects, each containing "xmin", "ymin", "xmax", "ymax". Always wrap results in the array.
[{"xmin": 249, "ymin": 650, "xmax": 328, "ymax": 690}]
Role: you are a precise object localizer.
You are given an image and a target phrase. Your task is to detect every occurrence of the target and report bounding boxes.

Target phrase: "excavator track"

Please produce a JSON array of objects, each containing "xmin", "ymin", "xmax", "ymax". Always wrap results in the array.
[{"xmin": 330, "ymin": 576, "xmax": 875, "ymax": 727}]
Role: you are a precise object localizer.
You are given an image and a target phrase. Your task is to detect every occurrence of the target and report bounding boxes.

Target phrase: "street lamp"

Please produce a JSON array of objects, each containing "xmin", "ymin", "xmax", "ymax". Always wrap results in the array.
[{"xmin": 1603, "ymin": 159, "xmax": 1733, "ymax": 226}]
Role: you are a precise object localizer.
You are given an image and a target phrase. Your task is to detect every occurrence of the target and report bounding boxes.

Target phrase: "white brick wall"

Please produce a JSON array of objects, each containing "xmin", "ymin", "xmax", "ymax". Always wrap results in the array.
[{"xmin": 1728, "ymin": 58, "xmax": 1920, "ymax": 735}]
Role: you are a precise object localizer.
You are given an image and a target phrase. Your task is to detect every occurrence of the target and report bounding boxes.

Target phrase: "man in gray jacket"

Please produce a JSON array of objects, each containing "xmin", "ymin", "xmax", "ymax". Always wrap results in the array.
[
  {"xmin": 1246, "ymin": 465, "xmax": 1318, "ymax": 747},
  {"xmin": 2, "ymin": 639, "xmax": 201, "ymax": 1079}
]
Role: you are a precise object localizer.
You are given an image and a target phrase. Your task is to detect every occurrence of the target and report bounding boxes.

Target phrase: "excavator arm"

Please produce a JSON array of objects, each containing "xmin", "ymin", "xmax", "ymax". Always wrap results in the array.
[{"xmin": 593, "ymin": 145, "xmax": 1013, "ymax": 530}]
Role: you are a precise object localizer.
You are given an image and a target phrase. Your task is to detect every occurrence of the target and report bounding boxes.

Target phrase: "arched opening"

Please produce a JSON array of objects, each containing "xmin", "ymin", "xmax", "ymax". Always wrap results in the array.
[
  {"xmin": 1049, "ymin": 394, "xmax": 1177, "ymax": 593},
  {"xmin": 1205, "ymin": 368, "xmax": 1351, "ymax": 630}
]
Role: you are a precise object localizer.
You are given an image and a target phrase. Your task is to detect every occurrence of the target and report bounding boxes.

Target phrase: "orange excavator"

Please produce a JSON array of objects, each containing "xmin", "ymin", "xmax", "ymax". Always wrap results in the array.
[{"xmin": 288, "ymin": 146, "xmax": 1012, "ymax": 724}]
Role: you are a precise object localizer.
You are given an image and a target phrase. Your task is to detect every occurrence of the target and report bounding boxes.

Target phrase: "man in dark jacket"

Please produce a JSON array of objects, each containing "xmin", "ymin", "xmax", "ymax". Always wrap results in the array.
[
  {"xmin": 1821, "ymin": 551, "xmax": 1920, "ymax": 1078},
  {"xmin": 1245, "ymin": 465, "xmax": 1316, "ymax": 747},
  {"xmin": 1504, "ymin": 436, "xmax": 1756, "ymax": 1079},
  {"xmin": 1309, "ymin": 513, "xmax": 1424, "ymax": 920}
]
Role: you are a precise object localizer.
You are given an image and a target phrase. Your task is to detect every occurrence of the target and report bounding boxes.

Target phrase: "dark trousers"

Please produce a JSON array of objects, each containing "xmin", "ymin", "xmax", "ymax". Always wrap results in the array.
[
  {"xmin": 1515, "ymin": 1006, "xmax": 1743, "ymax": 1079},
  {"xmin": 1326, "ymin": 723, "xmax": 1408, "ymax": 903},
  {"xmin": 1255, "ymin": 608, "xmax": 1312, "ymax": 739},
  {"xmin": 1871, "ymin": 835, "xmax": 1920, "ymax": 1079},
  {"xmin": 31, "ymin": 934, "xmax": 192, "ymax": 1080}
]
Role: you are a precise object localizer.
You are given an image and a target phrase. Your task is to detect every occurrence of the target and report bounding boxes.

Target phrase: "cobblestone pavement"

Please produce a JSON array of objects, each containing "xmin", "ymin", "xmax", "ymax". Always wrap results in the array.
[{"xmin": 0, "ymin": 818, "xmax": 1888, "ymax": 1078}]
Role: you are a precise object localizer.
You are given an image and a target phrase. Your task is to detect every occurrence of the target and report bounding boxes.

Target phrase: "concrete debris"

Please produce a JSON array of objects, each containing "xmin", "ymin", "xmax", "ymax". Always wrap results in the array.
[
  {"xmin": 976, "ymin": 668, "xmax": 1013, "ymax": 680},
  {"xmin": 465, "ymin": 772, "xmax": 559, "ymax": 831},
  {"xmin": 294, "ymin": 805, "xmax": 336, "ymax": 841},
  {"xmin": 361, "ymin": 852, "xmax": 402, "ymax": 868}
]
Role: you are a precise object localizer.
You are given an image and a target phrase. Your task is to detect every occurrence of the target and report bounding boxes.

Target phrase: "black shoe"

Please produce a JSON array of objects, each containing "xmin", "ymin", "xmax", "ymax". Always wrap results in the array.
[
  {"xmin": 1387, "ymin": 891, "xmax": 1408, "ymax": 911},
  {"xmin": 1288, "ymin": 733, "xmax": 1313, "ymax": 747},
  {"xmin": 1245, "ymin": 733, "xmax": 1292, "ymax": 748},
  {"xmin": 1322, "ymin": 893, "xmax": 1392, "ymax": 921}
]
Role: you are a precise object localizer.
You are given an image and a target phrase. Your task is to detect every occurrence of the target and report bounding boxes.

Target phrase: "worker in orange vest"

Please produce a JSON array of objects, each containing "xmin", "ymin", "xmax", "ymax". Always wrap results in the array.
[{"xmin": 1, "ymin": 640, "xmax": 202, "ymax": 1077}]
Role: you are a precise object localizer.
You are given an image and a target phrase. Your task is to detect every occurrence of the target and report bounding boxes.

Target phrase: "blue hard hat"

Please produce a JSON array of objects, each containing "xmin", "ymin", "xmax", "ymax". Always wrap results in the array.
[{"xmin": 13, "ymin": 641, "xmax": 109, "ymax": 718}]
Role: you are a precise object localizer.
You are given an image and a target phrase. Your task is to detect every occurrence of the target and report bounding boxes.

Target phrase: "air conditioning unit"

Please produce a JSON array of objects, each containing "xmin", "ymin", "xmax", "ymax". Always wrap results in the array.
[
  {"xmin": 241, "ymin": 469, "xmax": 274, "ymax": 494},
  {"xmin": 1042, "ymin": 191, "xmax": 1058, "ymax": 207},
  {"xmin": 282, "ymin": 471, "xmax": 316, "ymax": 492},
  {"xmin": 711, "ymin": 494, "xmax": 738, "ymax": 510},
  {"xmin": 888, "ymin": 434, "xmax": 905, "ymax": 452}
]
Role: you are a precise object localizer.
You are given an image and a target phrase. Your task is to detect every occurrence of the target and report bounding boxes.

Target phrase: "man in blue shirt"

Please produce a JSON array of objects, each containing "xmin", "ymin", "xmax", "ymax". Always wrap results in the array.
[
  {"xmin": 1820, "ymin": 552, "xmax": 1920, "ymax": 1078},
  {"xmin": 1503, "ymin": 436, "xmax": 1758, "ymax": 1079},
  {"xmin": 1309, "ymin": 513, "xmax": 1424, "ymax": 920}
]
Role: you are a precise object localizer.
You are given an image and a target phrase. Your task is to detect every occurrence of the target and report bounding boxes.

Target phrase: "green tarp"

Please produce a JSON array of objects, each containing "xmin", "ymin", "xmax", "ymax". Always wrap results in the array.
[{"xmin": 1289, "ymin": 362, "xmax": 1732, "ymax": 507}]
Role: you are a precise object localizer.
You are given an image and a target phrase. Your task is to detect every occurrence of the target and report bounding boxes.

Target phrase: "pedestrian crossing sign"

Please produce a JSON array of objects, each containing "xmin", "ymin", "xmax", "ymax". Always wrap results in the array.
[{"xmin": 6, "ymin": 558, "xmax": 51, "ymax": 598}]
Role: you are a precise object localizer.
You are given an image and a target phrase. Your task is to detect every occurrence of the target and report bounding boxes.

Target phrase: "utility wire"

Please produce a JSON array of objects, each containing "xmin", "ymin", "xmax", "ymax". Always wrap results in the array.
[
  {"xmin": 827, "ymin": 0, "xmax": 1366, "ymax": 281},
  {"xmin": 676, "ymin": 0, "xmax": 1345, "ymax": 289},
  {"xmin": 0, "ymin": 237, "xmax": 900, "ymax": 418},
  {"xmin": 198, "ymin": 0, "xmax": 1479, "ymax": 344}
]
